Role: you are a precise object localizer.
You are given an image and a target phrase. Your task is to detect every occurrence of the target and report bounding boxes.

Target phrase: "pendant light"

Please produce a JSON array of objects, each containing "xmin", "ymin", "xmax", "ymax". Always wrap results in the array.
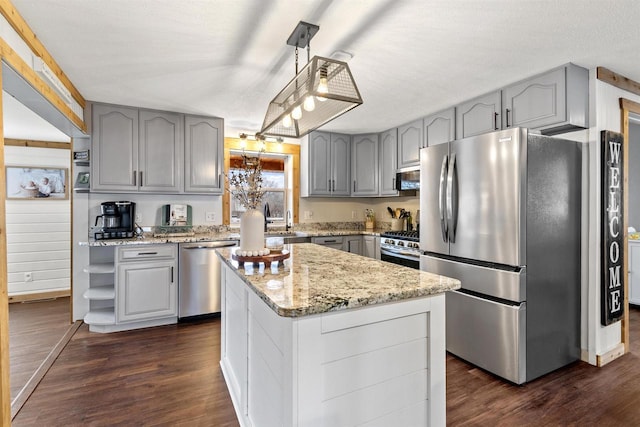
[{"xmin": 259, "ymin": 21, "xmax": 363, "ymax": 139}]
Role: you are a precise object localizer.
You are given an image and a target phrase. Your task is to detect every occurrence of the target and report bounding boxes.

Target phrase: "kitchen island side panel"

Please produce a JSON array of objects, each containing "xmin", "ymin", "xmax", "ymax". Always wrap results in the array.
[{"xmin": 220, "ymin": 262, "xmax": 446, "ymax": 427}]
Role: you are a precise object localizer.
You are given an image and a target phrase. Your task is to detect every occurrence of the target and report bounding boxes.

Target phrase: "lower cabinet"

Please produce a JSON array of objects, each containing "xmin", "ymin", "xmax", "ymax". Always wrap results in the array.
[
  {"xmin": 83, "ymin": 244, "xmax": 178, "ymax": 333},
  {"xmin": 343, "ymin": 235, "xmax": 363, "ymax": 255},
  {"xmin": 312, "ymin": 236, "xmax": 344, "ymax": 251},
  {"xmin": 363, "ymin": 235, "xmax": 380, "ymax": 260},
  {"xmin": 629, "ymin": 241, "xmax": 640, "ymax": 305}
]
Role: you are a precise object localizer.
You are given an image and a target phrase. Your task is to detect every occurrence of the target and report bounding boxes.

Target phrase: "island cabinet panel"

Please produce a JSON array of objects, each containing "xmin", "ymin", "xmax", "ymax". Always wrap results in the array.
[{"xmin": 219, "ymin": 261, "xmax": 446, "ymax": 427}]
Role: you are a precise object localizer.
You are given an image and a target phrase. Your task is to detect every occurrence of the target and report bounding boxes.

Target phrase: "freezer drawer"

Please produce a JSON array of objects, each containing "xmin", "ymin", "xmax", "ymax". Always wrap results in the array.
[{"xmin": 446, "ymin": 290, "xmax": 526, "ymax": 384}]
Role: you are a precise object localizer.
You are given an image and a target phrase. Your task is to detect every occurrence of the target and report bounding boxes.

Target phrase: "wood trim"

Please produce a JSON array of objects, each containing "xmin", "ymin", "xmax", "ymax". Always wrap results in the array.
[
  {"xmin": 0, "ymin": 69, "xmax": 10, "ymax": 427},
  {"xmin": 0, "ymin": 0, "xmax": 85, "ymax": 109},
  {"xmin": 598, "ymin": 67, "xmax": 640, "ymax": 97},
  {"xmin": 619, "ymin": 97, "xmax": 640, "ymax": 355},
  {"xmin": 596, "ymin": 342, "xmax": 625, "ymax": 367},
  {"xmin": 0, "ymin": 39, "xmax": 86, "ymax": 133},
  {"xmin": 8, "ymin": 290, "xmax": 70, "ymax": 304},
  {"xmin": 4, "ymin": 138, "xmax": 70, "ymax": 149},
  {"xmin": 223, "ymin": 138, "xmax": 300, "ymax": 225}
]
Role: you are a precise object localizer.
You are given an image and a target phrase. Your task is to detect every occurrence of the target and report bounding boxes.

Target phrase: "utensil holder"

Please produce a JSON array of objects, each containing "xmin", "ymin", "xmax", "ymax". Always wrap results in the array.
[{"xmin": 391, "ymin": 218, "xmax": 405, "ymax": 231}]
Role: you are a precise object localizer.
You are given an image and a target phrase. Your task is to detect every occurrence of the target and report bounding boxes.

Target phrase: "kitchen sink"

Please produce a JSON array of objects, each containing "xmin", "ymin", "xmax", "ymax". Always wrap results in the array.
[{"xmin": 265, "ymin": 231, "xmax": 310, "ymax": 244}]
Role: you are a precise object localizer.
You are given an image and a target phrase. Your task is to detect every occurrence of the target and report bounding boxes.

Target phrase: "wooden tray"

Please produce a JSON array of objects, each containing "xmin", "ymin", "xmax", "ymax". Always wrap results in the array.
[{"xmin": 232, "ymin": 249, "xmax": 290, "ymax": 267}]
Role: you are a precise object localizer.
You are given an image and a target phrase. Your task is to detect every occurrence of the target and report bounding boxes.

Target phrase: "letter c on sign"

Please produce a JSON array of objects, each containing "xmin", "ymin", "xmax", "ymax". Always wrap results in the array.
[{"xmin": 610, "ymin": 215, "xmax": 619, "ymax": 238}]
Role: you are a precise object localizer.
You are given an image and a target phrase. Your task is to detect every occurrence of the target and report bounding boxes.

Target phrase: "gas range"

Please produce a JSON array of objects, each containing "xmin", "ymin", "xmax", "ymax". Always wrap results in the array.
[{"xmin": 379, "ymin": 230, "xmax": 421, "ymax": 266}]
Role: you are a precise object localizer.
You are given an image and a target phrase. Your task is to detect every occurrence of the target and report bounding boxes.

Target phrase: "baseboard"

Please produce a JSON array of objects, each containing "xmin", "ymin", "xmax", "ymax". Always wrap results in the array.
[
  {"xmin": 596, "ymin": 343, "xmax": 626, "ymax": 367},
  {"xmin": 8, "ymin": 290, "xmax": 70, "ymax": 303}
]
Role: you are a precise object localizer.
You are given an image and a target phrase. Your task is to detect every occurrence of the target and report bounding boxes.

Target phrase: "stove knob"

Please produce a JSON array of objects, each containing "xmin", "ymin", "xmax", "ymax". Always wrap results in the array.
[{"xmin": 397, "ymin": 241, "xmax": 404, "ymax": 247}]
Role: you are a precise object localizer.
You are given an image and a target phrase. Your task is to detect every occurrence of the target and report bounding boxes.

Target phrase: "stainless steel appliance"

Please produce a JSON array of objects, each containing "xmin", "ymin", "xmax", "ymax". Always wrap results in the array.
[
  {"xmin": 419, "ymin": 127, "xmax": 581, "ymax": 384},
  {"xmin": 380, "ymin": 230, "xmax": 420, "ymax": 269},
  {"xmin": 94, "ymin": 201, "xmax": 136, "ymax": 240},
  {"xmin": 178, "ymin": 240, "xmax": 238, "ymax": 318}
]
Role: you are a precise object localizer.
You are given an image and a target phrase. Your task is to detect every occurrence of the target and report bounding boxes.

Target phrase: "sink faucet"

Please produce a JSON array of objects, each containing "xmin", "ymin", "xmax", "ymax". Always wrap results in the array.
[
  {"xmin": 263, "ymin": 202, "xmax": 271, "ymax": 232},
  {"xmin": 285, "ymin": 210, "xmax": 291, "ymax": 232}
]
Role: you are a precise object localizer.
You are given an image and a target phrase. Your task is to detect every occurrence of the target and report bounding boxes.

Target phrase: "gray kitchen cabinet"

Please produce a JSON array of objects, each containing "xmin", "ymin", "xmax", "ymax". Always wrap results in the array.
[
  {"xmin": 92, "ymin": 104, "xmax": 184, "ymax": 193},
  {"xmin": 343, "ymin": 235, "xmax": 363, "ymax": 255},
  {"xmin": 184, "ymin": 115, "xmax": 224, "ymax": 194},
  {"xmin": 423, "ymin": 107, "xmax": 455, "ymax": 147},
  {"xmin": 363, "ymin": 235, "xmax": 380, "ymax": 260},
  {"xmin": 397, "ymin": 118, "xmax": 423, "ymax": 169},
  {"xmin": 312, "ymin": 236, "xmax": 344, "ymax": 250},
  {"xmin": 502, "ymin": 63, "xmax": 588, "ymax": 135},
  {"xmin": 456, "ymin": 91, "xmax": 501, "ymax": 139},
  {"xmin": 351, "ymin": 133, "xmax": 379, "ymax": 196},
  {"xmin": 91, "ymin": 104, "xmax": 139, "ymax": 192},
  {"xmin": 139, "ymin": 110, "xmax": 183, "ymax": 192},
  {"xmin": 379, "ymin": 128, "xmax": 398, "ymax": 196},
  {"xmin": 116, "ymin": 245, "xmax": 177, "ymax": 323},
  {"xmin": 306, "ymin": 131, "xmax": 351, "ymax": 196}
]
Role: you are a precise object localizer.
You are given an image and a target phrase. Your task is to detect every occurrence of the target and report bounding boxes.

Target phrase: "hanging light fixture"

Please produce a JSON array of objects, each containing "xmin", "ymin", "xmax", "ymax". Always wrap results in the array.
[{"xmin": 260, "ymin": 21, "xmax": 363, "ymax": 138}]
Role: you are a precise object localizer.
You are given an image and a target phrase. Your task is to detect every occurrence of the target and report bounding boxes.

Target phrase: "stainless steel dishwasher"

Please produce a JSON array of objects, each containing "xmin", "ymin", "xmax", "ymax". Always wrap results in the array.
[{"xmin": 178, "ymin": 240, "xmax": 238, "ymax": 318}]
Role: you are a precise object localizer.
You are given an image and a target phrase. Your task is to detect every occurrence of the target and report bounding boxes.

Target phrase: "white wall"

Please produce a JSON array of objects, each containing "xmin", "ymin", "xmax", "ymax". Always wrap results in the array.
[
  {"xmin": 299, "ymin": 195, "xmax": 419, "ymax": 226},
  {"xmin": 5, "ymin": 145, "xmax": 71, "ymax": 295}
]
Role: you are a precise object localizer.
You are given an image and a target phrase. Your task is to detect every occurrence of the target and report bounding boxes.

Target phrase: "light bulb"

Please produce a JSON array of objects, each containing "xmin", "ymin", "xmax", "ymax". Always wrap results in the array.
[
  {"xmin": 292, "ymin": 105, "xmax": 302, "ymax": 120},
  {"xmin": 316, "ymin": 76, "xmax": 328, "ymax": 102},
  {"xmin": 282, "ymin": 114, "xmax": 292, "ymax": 128},
  {"xmin": 303, "ymin": 96, "xmax": 315, "ymax": 112}
]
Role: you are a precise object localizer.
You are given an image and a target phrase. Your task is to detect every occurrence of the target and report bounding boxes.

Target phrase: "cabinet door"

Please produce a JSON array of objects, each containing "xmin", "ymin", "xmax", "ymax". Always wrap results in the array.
[
  {"xmin": 331, "ymin": 133, "xmax": 351, "ymax": 196},
  {"xmin": 116, "ymin": 259, "xmax": 177, "ymax": 322},
  {"xmin": 456, "ymin": 91, "xmax": 501, "ymax": 139},
  {"xmin": 379, "ymin": 128, "xmax": 398, "ymax": 196},
  {"xmin": 502, "ymin": 67, "xmax": 566, "ymax": 131},
  {"xmin": 424, "ymin": 108, "xmax": 455, "ymax": 147},
  {"xmin": 139, "ymin": 110, "xmax": 183, "ymax": 193},
  {"xmin": 351, "ymin": 134, "xmax": 379, "ymax": 196},
  {"xmin": 397, "ymin": 119, "xmax": 423, "ymax": 169},
  {"xmin": 343, "ymin": 236, "xmax": 362, "ymax": 255},
  {"xmin": 184, "ymin": 116, "xmax": 224, "ymax": 194},
  {"xmin": 630, "ymin": 243, "xmax": 640, "ymax": 305},
  {"xmin": 91, "ymin": 104, "xmax": 138, "ymax": 191},
  {"xmin": 308, "ymin": 131, "xmax": 332, "ymax": 196},
  {"xmin": 363, "ymin": 235, "xmax": 380, "ymax": 259}
]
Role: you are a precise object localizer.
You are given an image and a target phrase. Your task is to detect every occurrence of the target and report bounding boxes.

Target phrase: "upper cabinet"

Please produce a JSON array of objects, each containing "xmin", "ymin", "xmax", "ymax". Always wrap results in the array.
[
  {"xmin": 351, "ymin": 134, "xmax": 379, "ymax": 196},
  {"xmin": 304, "ymin": 131, "xmax": 351, "ymax": 197},
  {"xmin": 456, "ymin": 91, "xmax": 501, "ymax": 139},
  {"xmin": 379, "ymin": 128, "xmax": 398, "ymax": 196},
  {"xmin": 184, "ymin": 116, "xmax": 224, "ymax": 194},
  {"xmin": 91, "ymin": 103, "xmax": 223, "ymax": 194},
  {"xmin": 423, "ymin": 107, "xmax": 456, "ymax": 147},
  {"xmin": 91, "ymin": 104, "xmax": 139, "ymax": 192},
  {"xmin": 138, "ymin": 110, "xmax": 183, "ymax": 193},
  {"xmin": 502, "ymin": 63, "xmax": 588, "ymax": 135},
  {"xmin": 397, "ymin": 118, "xmax": 423, "ymax": 169}
]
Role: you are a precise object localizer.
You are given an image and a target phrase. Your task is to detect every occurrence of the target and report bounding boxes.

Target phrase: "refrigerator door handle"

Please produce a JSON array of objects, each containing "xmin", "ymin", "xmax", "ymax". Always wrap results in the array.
[
  {"xmin": 439, "ymin": 154, "xmax": 449, "ymax": 242},
  {"xmin": 447, "ymin": 152, "xmax": 458, "ymax": 243}
]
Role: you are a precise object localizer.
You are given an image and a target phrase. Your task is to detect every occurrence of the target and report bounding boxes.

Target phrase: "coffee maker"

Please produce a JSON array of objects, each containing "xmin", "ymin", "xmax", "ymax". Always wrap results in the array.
[{"xmin": 94, "ymin": 201, "xmax": 136, "ymax": 240}]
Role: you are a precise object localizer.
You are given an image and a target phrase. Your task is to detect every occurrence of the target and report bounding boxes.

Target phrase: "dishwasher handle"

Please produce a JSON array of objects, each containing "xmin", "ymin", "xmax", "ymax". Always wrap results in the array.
[{"xmin": 182, "ymin": 241, "xmax": 238, "ymax": 250}]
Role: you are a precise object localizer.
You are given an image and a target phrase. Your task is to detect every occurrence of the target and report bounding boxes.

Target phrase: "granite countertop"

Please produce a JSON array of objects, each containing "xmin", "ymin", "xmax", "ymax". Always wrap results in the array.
[
  {"xmin": 216, "ymin": 243, "xmax": 460, "ymax": 317},
  {"xmin": 81, "ymin": 228, "xmax": 382, "ymax": 246}
]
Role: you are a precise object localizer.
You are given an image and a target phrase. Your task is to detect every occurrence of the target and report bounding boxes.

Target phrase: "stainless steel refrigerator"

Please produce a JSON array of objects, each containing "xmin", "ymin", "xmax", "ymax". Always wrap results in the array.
[{"xmin": 419, "ymin": 127, "xmax": 581, "ymax": 384}]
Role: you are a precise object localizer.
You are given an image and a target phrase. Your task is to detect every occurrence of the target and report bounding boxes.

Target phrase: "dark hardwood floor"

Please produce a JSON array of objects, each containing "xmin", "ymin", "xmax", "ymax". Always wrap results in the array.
[
  {"xmin": 9, "ymin": 297, "xmax": 71, "ymax": 402},
  {"xmin": 10, "ymin": 306, "xmax": 640, "ymax": 426}
]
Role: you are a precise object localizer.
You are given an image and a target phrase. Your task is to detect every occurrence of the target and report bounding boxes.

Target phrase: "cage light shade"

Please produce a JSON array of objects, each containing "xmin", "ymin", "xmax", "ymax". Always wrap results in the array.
[{"xmin": 260, "ymin": 56, "xmax": 363, "ymax": 138}]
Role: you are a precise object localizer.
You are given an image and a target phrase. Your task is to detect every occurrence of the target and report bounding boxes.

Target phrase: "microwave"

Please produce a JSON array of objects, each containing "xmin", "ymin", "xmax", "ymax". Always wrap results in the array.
[{"xmin": 396, "ymin": 168, "xmax": 420, "ymax": 191}]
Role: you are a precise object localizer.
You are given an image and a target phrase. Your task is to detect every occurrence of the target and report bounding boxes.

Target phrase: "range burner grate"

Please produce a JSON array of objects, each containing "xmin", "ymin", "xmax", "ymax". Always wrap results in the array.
[{"xmin": 380, "ymin": 230, "xmax": 419, "ymax": 241}]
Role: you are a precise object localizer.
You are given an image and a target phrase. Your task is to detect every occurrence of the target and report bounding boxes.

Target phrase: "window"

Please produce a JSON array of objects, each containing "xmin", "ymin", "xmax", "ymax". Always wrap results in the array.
[{"xmin": 229, "ymin": 152, "xmax": 288, "ymax": 225}]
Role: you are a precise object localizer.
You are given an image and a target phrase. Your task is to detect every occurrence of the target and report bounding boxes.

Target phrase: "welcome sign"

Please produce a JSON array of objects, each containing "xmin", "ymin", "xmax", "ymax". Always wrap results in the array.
[{"xmin": 601, "ymin": 130, "xmax": 624, "ymax": 326}]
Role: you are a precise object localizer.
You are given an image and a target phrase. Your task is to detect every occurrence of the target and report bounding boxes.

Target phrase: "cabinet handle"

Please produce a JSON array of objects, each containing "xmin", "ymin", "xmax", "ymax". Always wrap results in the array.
[
  {"xmin": 219, "ymin": 174, "xmax": 222, "ymax": 188},
  {"xmin": 324, "ymin": 239, "xmax": 337, "ymax": 243},
  {"xmin": 138, "ymin": 252, "xmax": 158, "ymax": 255},
  {"xmin": 171, "ymin": 266, "xmax": 174, "ymax": 283},
  {"xmin": 353, "ymin": 180, "xmax": 356, "ymax": 192},
  {"xmin": 494, "ymin": 112, "xmax": 499, "ymax": 130},
  {"xmin": 133, "ymin": 170, "xmax": 137, "ymax": 186},
  {"xmin": 139, "ymin": 171, "xmax": 143, "ymax": 187},
  {"xmin": 333, "ymin": 179, "xmax": 335, "ymax": 192},
  {"xmin": 392, "ymin": 177, "xmax": 396, "ymax": 190},
  {"xmin": 505, "ymin": 108, "xmax": 511, "ymax": 127}
]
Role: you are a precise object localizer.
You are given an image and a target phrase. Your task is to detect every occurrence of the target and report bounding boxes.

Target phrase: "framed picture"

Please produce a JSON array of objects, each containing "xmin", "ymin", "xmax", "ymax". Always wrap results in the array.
[
  {"xmin": 74, "ymin": 171, "xmax": 90, "ymax": 189},
  {"xmin": 6, "ymin": 166, "xmax": 69, "ymax": 200}
]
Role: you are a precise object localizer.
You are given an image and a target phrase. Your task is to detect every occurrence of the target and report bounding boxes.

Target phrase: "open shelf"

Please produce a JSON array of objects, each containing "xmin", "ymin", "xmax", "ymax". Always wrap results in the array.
[
  {"xmin": 83, "ymin": 263, "xmax": 115, "ymax": 274},
  {"xmin": 83, "ymin": 285, "xmax": 115, "ymax": 300},
  {"xmin": 84, "ymin": 307, "xmax": 115, "ymax": 325}
]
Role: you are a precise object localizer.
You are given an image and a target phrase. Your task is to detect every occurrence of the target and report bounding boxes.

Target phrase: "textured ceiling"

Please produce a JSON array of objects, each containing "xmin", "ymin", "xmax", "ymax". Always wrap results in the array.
[{"xmin": 8, "ymin": 0, "xmax": 640, "ymax": 138}]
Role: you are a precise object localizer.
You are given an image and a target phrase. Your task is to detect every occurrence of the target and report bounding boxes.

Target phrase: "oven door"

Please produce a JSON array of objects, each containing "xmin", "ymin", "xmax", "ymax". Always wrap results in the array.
[{"xmin": 380, "ymin": 248, "xmax": 419, "ymax": 269}]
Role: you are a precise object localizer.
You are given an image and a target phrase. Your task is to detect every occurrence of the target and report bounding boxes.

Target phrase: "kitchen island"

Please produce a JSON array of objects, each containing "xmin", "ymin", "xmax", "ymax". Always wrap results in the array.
[{"xmin": 217, "ymin": 243, "xmax": 460, "ymax": 427}]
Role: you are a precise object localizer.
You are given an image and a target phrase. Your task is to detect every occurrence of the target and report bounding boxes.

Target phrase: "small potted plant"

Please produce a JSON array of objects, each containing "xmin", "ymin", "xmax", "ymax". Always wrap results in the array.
[{"xmin": 365, "ymin": 209, "xmax": 375, "ymax": 230}]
